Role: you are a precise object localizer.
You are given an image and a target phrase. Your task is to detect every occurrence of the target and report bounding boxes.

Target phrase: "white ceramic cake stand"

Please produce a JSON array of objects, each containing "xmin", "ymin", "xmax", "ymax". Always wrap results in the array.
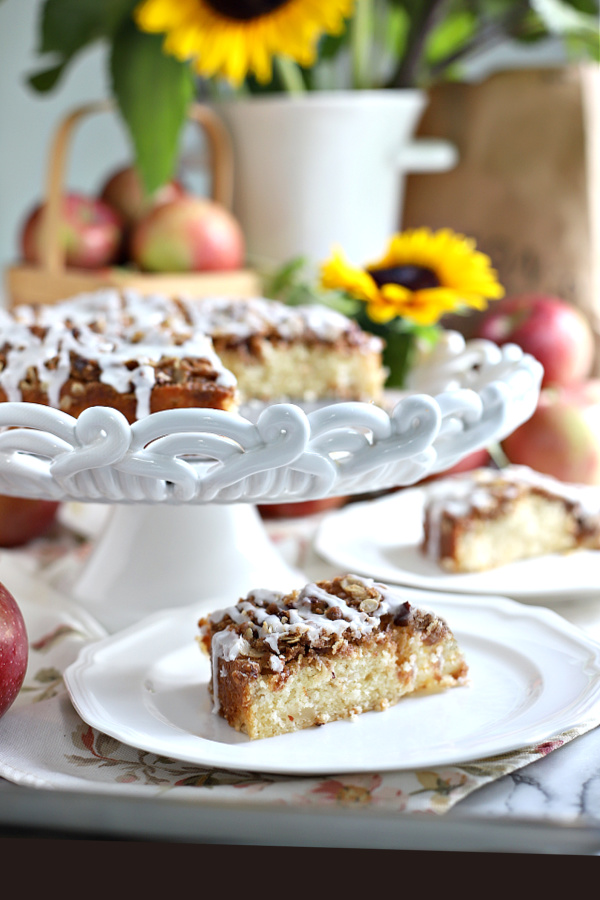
[{"xmin": 0, "ymin": 332, "xmax": 542, "ymax": 632}]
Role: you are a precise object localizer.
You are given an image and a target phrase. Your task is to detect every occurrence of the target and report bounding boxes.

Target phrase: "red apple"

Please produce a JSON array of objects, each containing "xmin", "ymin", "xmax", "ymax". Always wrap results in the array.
[
  {"xmin": 21, "ymin": 192, "xmax": 124, "ymax": 269},
  {"xmin": 259, "ymin": 496, "xmax": 348, "ymax": 520},
  {"xmin": 0, "ymin": 581, "xmax": 28, "ymax": 719},
  {"xmin": 99, "ymin": 165, "xmax": 185, "ymax": 227},
  {"xmin": 501, "ymin": 379, "xmax": 600, "ymax": 485},
  {"xmin": 421, "ymin": 448, "xmax": 491, "ymax": 484},
  {"xmin": 0, "ymin": 495, "xmax": 60, "ymax": 548},
  {"xmin": 475, "ymin": 293, "xmax": 595, "ymax": 388},
  {"xmin": 130, "ymin": 196, "xmax": 245, "ymax": 273}
]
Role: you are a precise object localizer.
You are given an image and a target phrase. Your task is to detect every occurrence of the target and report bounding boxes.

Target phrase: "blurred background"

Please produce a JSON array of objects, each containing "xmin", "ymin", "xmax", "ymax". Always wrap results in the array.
[
  {"xmin": 0, "ymin": 1, "xmax": 128, "ymax": 287},
  {"xmin": 0, "ymin": 0, "xmax": 587, "ymax": 292}
]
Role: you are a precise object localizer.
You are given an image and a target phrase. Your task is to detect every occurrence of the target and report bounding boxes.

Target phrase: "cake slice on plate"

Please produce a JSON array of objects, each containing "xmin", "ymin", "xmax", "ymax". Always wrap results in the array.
[
  {"xmin": 197, "ymin": 574, "xmax": 468, "ymax": 740},
  {"xmin": 421, "ymin": 465, "xmax": 600, "ymax": 573}
]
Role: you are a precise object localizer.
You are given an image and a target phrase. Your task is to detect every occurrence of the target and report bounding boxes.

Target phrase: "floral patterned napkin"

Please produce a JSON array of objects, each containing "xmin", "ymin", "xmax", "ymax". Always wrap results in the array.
[{"xmin": 0, "ymin": 511, "xmax": 598, "ymax": 815}]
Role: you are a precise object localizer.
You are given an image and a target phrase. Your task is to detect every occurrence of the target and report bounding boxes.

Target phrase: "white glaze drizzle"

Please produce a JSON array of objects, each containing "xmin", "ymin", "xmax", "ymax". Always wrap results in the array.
[
  {"xmin": 210, "ymin": 629, "xmax": 252, "ymax": 713},
  {"xmin": 204, "ymin": 574, "xmax": 413, "ymax": 712},
  {"xmin": 1, "ymin": 289, "xmax": 236, "ymax": 420},
  {"xmin": 186, "ymin": 295, "xmax": 383, "ymax": 351}
]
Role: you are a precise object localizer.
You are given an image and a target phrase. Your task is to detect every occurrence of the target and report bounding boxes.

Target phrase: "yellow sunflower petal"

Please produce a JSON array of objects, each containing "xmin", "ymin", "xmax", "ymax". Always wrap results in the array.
[
  {"xmin": 399, "ymin": 289, "xmax": 460, "ymax": 325},
  {"xmin": 320, "ymin": 247, "xmax": 379, "ymax": 303},
  {"xmin": 135, "ymin": 0, "xmax": 355, "ymax": 86},
  {"xmin": 363, "ymin": 283, "xmax": 412, "ymax": 322},
  {"xmin": 377, "ymin": 283, "xmax": 412, "ymax": 315},
  {"xmin": 361, "ymin": 227, "xmax": 504, "ymax": 323},
  {"xmin": 365, "ymin": 300, "xmax": 400, "ymax": 324},
  {"xmin": 379, "ymin": 283, "xmax": 411, "ymax": 301},
  {"xmin": 135, "ymin": 0, "xmax": 194, "ymax": 31}
]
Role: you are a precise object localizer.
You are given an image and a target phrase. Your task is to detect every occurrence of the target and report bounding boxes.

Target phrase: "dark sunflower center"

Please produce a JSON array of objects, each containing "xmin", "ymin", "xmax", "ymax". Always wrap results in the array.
[
  {"xmin": 206, "ymin": 0, "xmax": 290, "ymax": 20},
  {"xmin": 367, "ymin": 265, "xmax": 440, "ymax": 291}
]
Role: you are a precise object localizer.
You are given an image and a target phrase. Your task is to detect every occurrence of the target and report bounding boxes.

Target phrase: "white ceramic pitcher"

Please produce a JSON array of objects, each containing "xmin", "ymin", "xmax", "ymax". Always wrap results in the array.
[{"xmin": 211, "ymin": 89, "xmax": 458, "ymax": 268}]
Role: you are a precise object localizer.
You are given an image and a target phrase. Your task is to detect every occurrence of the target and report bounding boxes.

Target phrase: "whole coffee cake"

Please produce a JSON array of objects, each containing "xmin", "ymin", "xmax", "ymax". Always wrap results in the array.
[{"xmin": 0, "ymin": 290, "xmax": 386, "ymax": 421}]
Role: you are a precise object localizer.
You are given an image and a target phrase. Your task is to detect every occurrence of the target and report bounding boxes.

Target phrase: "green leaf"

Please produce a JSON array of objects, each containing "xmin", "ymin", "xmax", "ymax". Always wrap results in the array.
[
  {"xmin": 27, "ymin": 62, "xmax": 69, "ymax": 93},
  {"xmin": 382, "ymin": 4, "xmax": 410, "ymax": 57},
  {"xmin": 263, "ymin": 256, "xmax": 309, "ymax": 296},
  {"xmin": 28, "ymin": 0, "xmax": 139, "ymax": 93},
  {"xmin": 109, "ymin": 19, "xmax": 195, "ymax": 194},
  {"xmin": 37, "ymin": 0, "xmax": 137, "ymax": 55},
  {"xmin": 318, "ymin": 28, "xmax": 350, "ymax": 62},
  {"xmin": 565, "ymin": 29, "xmax": 600, "ymax": 57},
  {"xmin": 38, "ymin": 0, "xmax": 106, "ymax": 56},
  {"xmin": 567, "ymin": 0, "xmax": 599, "ymax": 14},
  {"xmin": 425, "ymin": 11, "xmax": 477, "ymax": 64}
]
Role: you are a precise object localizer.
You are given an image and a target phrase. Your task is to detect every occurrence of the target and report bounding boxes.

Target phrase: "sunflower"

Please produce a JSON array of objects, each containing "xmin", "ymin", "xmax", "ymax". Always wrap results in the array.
[
  {"xmin": 320, "ymin": 229, "xmax": 505, "ymax": 327},
  {"xmin": 134, "ymin": 0, "xmax": 355, "ymax": 86}
]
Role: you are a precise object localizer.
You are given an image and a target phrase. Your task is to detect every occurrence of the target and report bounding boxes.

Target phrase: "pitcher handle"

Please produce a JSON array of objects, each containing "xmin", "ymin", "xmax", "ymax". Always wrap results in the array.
[{"xmin": 397, "ymin": 138, "xmax": 458, "ymax": 173}]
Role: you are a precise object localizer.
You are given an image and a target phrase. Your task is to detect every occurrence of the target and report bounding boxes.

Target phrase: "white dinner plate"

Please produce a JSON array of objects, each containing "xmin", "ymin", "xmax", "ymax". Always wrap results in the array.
[
  {"xmin": 314, "ymin": 486, "xmax": 600, "ymax": 601},
  {"xmin": 64, "ymin": 590, "xmax": 600, "ymax": 776}
]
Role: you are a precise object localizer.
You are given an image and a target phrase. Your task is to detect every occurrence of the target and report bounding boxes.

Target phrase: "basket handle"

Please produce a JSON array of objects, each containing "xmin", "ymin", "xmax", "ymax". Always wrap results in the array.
[{"xmin": 39, "ymin": 99, "xmax": 234, "ymax": 274}]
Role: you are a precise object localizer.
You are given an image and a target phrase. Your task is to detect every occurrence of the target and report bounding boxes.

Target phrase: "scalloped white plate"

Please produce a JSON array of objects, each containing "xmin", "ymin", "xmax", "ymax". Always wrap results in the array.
[
  {"xmin": 314, "ymin": 485, "xmax": 600, "ymax": 601},
  {"xmin": 64, "ymin": 591, "xmax": 600, "ymax": 776}
]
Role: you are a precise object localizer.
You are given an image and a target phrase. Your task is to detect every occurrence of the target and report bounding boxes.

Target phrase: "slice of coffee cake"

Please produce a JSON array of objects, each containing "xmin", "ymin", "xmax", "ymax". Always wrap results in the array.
[
  {"xmin": 422, "ymin": 465, "xmax": 600, "ymax": 573},
  {"xmin": 0, "ymin": 289, "xmax": 238, "ymax": 422},
  {"xmin": 198, "ymin": 574, "xmax": 468, "ymax": 740}
]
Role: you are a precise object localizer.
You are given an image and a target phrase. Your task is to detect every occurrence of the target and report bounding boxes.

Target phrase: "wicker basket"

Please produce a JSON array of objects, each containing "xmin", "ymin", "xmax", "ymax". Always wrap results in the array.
[{"xmin": 4, "ymin": 100, "xmax": 262, "ymax": 308}]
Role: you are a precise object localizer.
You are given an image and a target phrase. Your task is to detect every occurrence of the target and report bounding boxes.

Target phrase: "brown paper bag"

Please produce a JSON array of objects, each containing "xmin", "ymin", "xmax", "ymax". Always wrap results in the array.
[{"xmin": 403, "ymin": 66, "xmax": 600, "ymax": 374}]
